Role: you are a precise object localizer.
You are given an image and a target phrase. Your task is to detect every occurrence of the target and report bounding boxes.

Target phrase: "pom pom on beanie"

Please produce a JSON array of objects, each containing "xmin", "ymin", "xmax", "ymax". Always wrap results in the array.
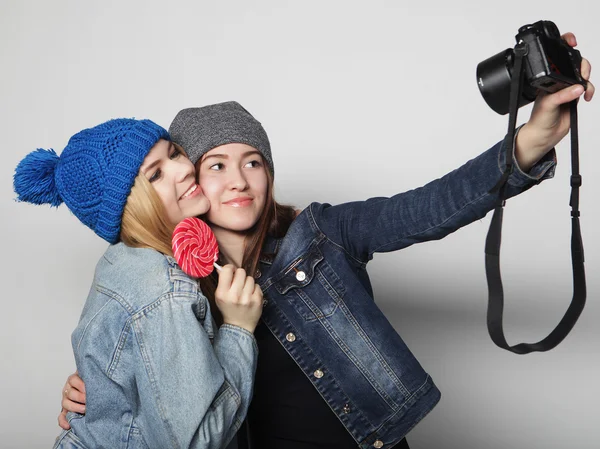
[{"xmin": 14, "ymin": 148, "xmax": 63, "ymax": 207}]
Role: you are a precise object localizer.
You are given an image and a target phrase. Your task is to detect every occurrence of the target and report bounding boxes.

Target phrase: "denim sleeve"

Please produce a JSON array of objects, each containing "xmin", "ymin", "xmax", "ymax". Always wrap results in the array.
[
  {"xmin": 313, "ymin": 131, "xmax": 556, "ymax": 264},
  {"xmin": 131, "ymin": 294, "xmax": 258, "ymax": 449}
]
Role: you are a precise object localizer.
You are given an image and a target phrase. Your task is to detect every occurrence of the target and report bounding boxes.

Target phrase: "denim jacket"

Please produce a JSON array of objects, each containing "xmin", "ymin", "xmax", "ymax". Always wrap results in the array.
[
  {"xmin": 53, "ymin": 243, "xmax": 258, "ymax": 449},
  {"xmin": 253, "ymin": 135, "xmax": 555, "ymax": 449}
]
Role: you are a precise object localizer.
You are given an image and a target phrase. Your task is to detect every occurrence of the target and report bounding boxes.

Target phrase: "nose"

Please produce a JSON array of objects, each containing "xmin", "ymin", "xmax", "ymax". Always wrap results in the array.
[
  {"xmin": 171, "ymin": 158, "xmax": 194, "ymax": 183},
  {"xmin": 227, "ymin": 166, "xmax": 249, "ymax": 191}
]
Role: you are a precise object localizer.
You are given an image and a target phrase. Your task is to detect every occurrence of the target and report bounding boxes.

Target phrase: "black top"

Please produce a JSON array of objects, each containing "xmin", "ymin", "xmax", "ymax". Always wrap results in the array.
[{"xmin": 246, "ymin": 322, "xmax": 407, "ymax": 449}]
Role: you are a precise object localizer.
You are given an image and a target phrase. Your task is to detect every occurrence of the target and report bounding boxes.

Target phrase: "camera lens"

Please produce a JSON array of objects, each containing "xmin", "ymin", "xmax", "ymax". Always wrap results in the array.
[{"xmin": 476, "ymin": 49, "xmax": 537, "ymax": 115}]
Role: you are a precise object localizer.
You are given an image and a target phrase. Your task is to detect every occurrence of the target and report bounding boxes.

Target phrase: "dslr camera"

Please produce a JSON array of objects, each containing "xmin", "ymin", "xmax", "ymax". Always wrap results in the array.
[{"xmin": 477, "ymin": 20, "xmax": 586, "ymax": 115}]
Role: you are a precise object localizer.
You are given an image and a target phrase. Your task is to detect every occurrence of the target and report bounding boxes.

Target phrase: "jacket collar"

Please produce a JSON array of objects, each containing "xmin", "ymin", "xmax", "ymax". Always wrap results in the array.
[{"xmin": 259, "ymin": 236, "xmax": 281, "ymax": 265}]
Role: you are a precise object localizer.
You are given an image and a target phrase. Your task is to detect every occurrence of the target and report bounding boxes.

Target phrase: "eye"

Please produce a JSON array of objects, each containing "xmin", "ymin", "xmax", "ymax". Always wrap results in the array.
[
  {"xmin": 170, "ymin": 147, "xmax": 182, "ymax": 159},
  {"xmin": 209, "ymin": 162, "xmax": 225, "ymax": 171},
  {"xmin": 148, "ymin": 168, "xmax": 162, "ymax": 183},
  {"xmin": 244, "ymin": 159, "xmax": 262, "ymax": 168}
]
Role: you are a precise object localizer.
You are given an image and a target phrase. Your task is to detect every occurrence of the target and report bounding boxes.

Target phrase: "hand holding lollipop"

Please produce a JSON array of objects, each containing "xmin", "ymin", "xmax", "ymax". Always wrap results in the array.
[
  {"xmin": 172, "ymin": 216, "xmax": 263, "ymax": 333},
  {"xmin": 172, "ymin": 217, "xmax": 221, "ymax": 278}
]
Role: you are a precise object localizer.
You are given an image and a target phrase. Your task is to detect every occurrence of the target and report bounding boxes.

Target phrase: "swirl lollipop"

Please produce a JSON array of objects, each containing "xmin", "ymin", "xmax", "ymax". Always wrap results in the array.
[{"xmin": 172, "ymin": 217, "xmax": 221, "ymax": 278}]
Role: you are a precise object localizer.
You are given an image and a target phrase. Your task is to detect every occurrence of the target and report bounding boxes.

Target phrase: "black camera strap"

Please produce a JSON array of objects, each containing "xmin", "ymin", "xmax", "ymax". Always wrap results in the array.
[{"xmin": 485, "ymin": 42, "xmax": 586, "ymax": 354}]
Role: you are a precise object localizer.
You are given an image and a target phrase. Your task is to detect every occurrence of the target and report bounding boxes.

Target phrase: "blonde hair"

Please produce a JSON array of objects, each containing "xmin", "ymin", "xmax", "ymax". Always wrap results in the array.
[{"xmin": 120, "ymin": 172, "xmax": 175, "ymax": 256}]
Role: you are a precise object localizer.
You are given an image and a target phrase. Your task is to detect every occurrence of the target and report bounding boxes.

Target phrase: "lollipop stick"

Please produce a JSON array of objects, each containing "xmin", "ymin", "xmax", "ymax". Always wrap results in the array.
[{"xmin": 213, "ymin": 262, "xmax": 222, "ymax": 273}]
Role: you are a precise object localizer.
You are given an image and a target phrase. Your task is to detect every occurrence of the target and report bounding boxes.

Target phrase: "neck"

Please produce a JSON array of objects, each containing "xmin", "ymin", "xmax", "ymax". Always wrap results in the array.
[{"xmin": 211, "ymin": 226, "xmax": 247, "ymax": 268}]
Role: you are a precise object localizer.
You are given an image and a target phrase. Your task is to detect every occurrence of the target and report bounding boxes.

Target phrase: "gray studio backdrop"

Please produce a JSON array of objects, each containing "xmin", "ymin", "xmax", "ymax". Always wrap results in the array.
[{"xmin": 1, "ymin": 1, "xmax": 598, "ymax": 448}]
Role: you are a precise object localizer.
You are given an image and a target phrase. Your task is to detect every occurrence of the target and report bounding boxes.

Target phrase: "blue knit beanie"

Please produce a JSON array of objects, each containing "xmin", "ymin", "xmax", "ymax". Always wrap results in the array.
[{"xmin": 14, "ymin": 118, "xmax": 169, "ymax": 243}]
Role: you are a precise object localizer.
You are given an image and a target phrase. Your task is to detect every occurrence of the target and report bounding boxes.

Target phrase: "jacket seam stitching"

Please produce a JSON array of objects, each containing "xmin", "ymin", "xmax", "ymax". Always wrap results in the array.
[
  {"xmin": 75, "ymin": 295, "xmax": 114, "ymax": 352},
  {"xmin": 337, "ymin": 299, "xmax": 410, "ymax": 398},
  {"xmin": 317, "ymin": 309, "xmax": 401, "ymax": 411},
  {"xmin": 107, "ymin": 318, "xmax": 132, "ymax": 379},
  {"xmin": 131, "ymin": 292, "xmax": 186, "ymax": 448},
  {"xmin": 95, "ymin": 284, "xmax": 135, "ymax": 314},
  {"xmin": 363, "ymin": 374, "xmax": 433, "ymax": 445},
  {"xmin": 307, "ymin": 203, "xmax": 368, "ymax": 267}
]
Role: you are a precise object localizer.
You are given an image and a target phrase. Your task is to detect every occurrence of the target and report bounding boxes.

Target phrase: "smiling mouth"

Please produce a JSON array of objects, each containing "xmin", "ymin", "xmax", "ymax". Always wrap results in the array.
[
  {"xmin": 224, "ymin": 197, "xmax": 253, "ymax": 207},
  {"xmin": 181, "ymin": 184, "xmax": 199, "ymax": 200}
]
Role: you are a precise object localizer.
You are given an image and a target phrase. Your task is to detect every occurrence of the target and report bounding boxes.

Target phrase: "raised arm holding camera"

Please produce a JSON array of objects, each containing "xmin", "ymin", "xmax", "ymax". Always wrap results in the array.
[{"xmin": 483, "ymin": 27, "xmax": 594, "ymax": 171}]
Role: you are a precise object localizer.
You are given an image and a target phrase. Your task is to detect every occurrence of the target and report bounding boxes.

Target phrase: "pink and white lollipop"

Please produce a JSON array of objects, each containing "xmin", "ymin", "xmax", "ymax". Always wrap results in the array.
[{"xmin": 172, "ymin": 217, "xmax": 221, "ymax": 278}]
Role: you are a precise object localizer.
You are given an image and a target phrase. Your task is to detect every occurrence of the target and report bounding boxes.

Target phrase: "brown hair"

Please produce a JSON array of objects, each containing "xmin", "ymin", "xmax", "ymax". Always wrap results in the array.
[{"xmin": 199, "ymin": 164, "xmax": 296, "ymax": 324}]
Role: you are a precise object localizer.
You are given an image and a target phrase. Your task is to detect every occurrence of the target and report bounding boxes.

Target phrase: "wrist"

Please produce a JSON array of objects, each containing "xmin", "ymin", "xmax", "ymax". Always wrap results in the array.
[
  {"xmin": 222, "ymin": 320, "xmax": 257, "ymax": 333},
  {"xmin": 514, "ymin": 123, "xmax": 552, "ymax": 172}
]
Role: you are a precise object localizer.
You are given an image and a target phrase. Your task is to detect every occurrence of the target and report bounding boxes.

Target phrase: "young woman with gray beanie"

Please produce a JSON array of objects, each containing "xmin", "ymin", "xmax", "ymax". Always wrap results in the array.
[
  {"xmin": 59, "ymin": 33, "xmax": 594, "ymax": 449},
  {"xmin": 14, "ymin": 118, "xmax": 263, "ymax": 449}
]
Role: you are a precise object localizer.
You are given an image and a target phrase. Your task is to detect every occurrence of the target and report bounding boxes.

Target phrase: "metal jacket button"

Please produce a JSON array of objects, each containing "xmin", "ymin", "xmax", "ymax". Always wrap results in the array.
[
  {"xmin": 313, "ymin": 369, "xmax": 324, "ymax": 379},
  {"xmin": 295, "ymin": 270, "xmax": 306, "ymax": 281},
  {"xmin": 373, "ymin": 440, "xmax": 384, "ymax": 448},
  {"xmin": 286, "ymin": 333, "xmax": 296, "ymax": 342}
]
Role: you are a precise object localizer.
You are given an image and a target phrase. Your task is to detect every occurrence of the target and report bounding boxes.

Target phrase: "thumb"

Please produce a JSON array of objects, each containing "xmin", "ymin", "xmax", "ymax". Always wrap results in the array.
[{"xmin": 544, "ymin": 84, "xmax": 585, "ymax": 108}]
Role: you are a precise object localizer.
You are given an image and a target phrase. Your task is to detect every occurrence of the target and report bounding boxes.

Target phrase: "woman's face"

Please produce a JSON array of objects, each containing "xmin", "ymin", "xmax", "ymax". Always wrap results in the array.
[
  {"xmin": 196, "ymin": 143, "xmax": 268, "ymax": 233},
  {"xmin": 140, "ymin": 139, "xmax": 210, "ymax": 225}
]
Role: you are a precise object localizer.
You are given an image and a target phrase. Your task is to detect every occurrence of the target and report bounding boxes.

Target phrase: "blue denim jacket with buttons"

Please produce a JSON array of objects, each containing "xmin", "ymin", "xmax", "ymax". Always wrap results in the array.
[
  {"xmin": 53, "ymin": 243, "xmax": 258, "ymax": 449},
  {"xmin": 254, "ymin": 135, "xmax": 555, "ymax": 449}
]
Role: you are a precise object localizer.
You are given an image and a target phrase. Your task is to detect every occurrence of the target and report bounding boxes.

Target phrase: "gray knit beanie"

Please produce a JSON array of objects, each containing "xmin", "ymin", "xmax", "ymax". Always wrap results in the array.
[{"xmin": 169, "ymin": 101, "xmax": 273, "ymax": 175}]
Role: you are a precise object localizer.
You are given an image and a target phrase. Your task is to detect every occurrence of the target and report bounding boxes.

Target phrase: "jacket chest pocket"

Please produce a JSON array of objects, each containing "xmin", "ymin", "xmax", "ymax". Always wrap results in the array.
[{"xmin": 273, "ymin": 246, "xmax": 346, "ymax": 322}]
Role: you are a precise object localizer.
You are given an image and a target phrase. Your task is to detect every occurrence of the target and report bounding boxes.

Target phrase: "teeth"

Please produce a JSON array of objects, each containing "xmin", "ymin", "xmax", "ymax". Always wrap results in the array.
[{"xmin": 182, "ymin": 184, "xmax": 197, "ymax": 199}]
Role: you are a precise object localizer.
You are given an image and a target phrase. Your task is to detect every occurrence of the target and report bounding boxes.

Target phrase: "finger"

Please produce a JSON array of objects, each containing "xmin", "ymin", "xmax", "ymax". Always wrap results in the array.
[
  {"xmin": 64, "ymin": 386, "xmax": 86, "ymax": 405},
  {"xmin": 58, "ymin": 409, "xmax": 71, "ymax": 430},
  {"xmin": 542, "ymin": 84, "xmax": 584, "ymax": 109},
  {"xmin": 584, "ymin": 80, "xmax": 595, "ymax": 101},
  {"xmin": 68, "ymin": 373, "xmax": 86, "ymax": 395},
  {"xmin": 62, "ymin": 396, "xmax": 86, "ymax": 414},
  {"xmin": 216, "ymin": 265, "xmax": 235, "ymax": 294},
  {"xmin": 580, "ymin": 58, "xmax": 592, "ymax": 80},
  {"xmin": 231, "ymin": 268, "xmax": 248, "ymax": 298},
  {"xmin": 242, "ymin": 275, "xmax": 256, "ymax": 299},
  {"xmin": 561, "ymin": 32, "xmax": 577, "ymax": 47},
  {"xmin": 252, "ymin": 284, "xmax": 264, "ymax": 302}
]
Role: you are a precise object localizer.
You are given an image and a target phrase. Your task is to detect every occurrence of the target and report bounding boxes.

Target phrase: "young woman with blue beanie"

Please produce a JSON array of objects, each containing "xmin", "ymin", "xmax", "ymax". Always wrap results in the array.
[
  {"xmin": 59, "ymin": 33, "xmax": 594, "ymax": 449},
  {"xmin": 14, "ymin": 118, "xmax": 264, "ymax": 449}
]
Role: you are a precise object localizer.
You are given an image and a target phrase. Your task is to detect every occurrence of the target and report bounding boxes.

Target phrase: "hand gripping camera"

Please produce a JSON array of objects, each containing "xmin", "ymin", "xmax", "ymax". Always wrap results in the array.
[{"xmin": 477, "ymin": 20, "xmax": 586, "ymax": 114}]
